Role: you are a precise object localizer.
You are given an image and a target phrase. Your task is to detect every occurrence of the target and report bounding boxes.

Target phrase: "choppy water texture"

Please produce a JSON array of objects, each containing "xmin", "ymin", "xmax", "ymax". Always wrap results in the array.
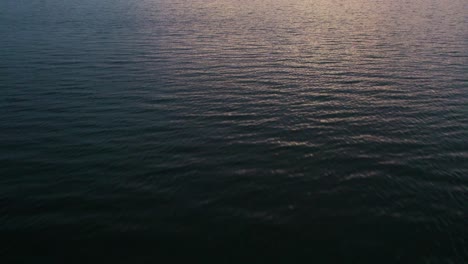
[{"xmin": 1, "ymin": 0, "xmax": 467, "ymax": 262}]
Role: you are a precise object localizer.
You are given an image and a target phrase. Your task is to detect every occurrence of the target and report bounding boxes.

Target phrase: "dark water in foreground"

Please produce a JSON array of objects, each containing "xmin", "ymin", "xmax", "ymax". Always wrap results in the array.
[{"xmin": 1, "ymin": 0, "xmax": 467, "ymax": 262}]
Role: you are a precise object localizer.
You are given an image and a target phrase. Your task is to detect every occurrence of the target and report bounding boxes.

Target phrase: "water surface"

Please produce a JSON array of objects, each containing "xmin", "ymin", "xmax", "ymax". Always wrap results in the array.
[{"xmin": 1, "ymin": 0, "xmax": 467, "ymax": 262}]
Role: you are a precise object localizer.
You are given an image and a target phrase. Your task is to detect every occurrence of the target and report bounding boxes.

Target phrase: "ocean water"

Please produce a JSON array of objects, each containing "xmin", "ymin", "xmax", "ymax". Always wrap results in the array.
[{"xmin": 1, "ymin": 0, "xmax": 467, "ymax": 262}]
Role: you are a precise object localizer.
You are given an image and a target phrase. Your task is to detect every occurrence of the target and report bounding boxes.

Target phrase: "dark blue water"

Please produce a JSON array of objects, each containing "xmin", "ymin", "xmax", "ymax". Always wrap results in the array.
[{"xmin": 1, "ymin": 0, "xmax": 467, "ymax": 262}]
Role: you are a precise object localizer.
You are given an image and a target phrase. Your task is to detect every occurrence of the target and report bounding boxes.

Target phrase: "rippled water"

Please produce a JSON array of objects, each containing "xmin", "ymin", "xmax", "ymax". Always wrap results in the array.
[{"xmin": 1, "ymin": 0, "xmax": 467, "ymax": 262}]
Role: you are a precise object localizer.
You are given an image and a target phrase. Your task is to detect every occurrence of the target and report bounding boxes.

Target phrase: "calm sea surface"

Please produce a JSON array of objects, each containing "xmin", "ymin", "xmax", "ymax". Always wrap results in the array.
[{"xmin": 1, "ymin": 0, "xmax": 467, "ymax": 262}]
